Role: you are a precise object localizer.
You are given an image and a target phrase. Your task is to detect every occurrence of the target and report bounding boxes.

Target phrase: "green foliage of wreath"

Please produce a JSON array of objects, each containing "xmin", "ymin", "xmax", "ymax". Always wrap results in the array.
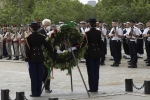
[{"xmin": 43, "ymin": 22, "xmax": 87, "ymax": 71}]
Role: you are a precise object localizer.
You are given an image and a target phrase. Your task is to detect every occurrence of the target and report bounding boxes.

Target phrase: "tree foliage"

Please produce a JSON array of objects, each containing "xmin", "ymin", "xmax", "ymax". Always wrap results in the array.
[
  {"xmin": 0, "ymin": 0, "xmax": 150, "ymax": 25},
  {"xmin": 95, "ymin": 0, "xmax": 150, "ymax": 24}
]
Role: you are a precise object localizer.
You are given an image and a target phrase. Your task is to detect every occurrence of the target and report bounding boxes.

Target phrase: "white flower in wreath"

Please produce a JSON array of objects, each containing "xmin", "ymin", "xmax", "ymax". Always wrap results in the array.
[{"xmin": 47, "ymin": 30, "xmax": 54, "ymax": 38}]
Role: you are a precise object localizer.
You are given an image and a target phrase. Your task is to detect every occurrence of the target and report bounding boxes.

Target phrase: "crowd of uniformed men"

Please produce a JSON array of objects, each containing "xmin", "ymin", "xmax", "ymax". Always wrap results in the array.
[{"xmin": 0, "ymin": 19, "xmax": 150, "ymax": 68}]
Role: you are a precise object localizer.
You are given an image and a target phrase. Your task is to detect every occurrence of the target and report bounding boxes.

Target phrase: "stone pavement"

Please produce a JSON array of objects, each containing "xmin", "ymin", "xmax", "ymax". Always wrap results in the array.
[{"xmin": 0, "ymin": 52, "xmax": 150, "ymax": 100}]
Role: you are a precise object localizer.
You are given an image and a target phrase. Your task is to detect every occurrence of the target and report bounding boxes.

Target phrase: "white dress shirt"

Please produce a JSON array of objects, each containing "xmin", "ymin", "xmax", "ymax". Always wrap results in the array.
[
  {"xmin": 109, "ymin": 27, "xmax": 123, "ymax": 40},
  {"xmin": 143, "ymin": 27, "xmax": 150, "ymax": 41}
]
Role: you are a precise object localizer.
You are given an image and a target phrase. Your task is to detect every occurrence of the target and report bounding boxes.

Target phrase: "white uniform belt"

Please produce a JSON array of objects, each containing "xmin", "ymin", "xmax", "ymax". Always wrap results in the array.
[
  {"xmin": 138, "ymin": 38, "xmax": 143, "ymax": 39},
  {"xmin": 112, "ymin": 39, "xmax": 121, "ymax": 41},
  {"xmin": 130, "ymin": 38, "xmax": 136, "ymax": 41}
]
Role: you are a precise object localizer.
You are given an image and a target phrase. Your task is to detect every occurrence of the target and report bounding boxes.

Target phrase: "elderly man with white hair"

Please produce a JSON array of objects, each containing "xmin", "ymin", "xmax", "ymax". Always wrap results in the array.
[
  {"xmin": 38, "ymin": 19, "xmax": 51, "ymax": 35},
  {"xmin": 37, "ymin": 19, "xmax": 52, "ymax": 93}
]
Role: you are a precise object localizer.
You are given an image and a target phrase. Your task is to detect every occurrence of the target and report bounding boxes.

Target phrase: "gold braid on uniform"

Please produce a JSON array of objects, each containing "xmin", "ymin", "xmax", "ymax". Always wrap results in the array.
[
  {"xmin": 39, "ymin": 33, "xmax": 46, "ymax": 37},
  {"xmin": 40, "ymin": 33, "xmax": 55, "ymax": 51}
]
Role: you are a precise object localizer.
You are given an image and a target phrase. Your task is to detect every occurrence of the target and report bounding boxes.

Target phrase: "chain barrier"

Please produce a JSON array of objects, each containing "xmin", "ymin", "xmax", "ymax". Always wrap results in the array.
[{"xmin": 132, "ymin": 83, "xmax": 145, "ymax": 90}]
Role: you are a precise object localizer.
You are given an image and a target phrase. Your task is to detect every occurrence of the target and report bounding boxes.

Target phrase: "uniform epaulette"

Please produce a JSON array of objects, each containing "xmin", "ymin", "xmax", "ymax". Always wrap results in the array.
[{"xmin": 39, "ymin": 33, "xmax": 46, "ymax": 37}]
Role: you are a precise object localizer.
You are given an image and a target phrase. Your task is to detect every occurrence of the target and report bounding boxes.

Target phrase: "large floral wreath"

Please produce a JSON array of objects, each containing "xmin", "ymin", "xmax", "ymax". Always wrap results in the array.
[{"xmin": 43, "ymin": 22, "xmax": 86, "ymax": 71}]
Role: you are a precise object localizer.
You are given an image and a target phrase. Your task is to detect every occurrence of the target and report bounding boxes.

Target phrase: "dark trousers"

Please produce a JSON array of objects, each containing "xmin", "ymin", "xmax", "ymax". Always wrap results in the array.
[
  {"xmin": 145, "ymin": 40, "xmax": 149, "ymax": 59},
  {"xmin": 43, "ymin": 65, "xmax": 50, "ymax": 90},
  {"xmin": 137, "ymin": 39, "xmax": 144, "ymax": 54},
  {"xmin": 146, "ymin": 41, "xmax": 150, "ymax": 61},
  {"xmin": 86, "ymin": 58, "xmax": 100, "ymax": 91},
  {"xmin": 29, "ymin": 62, "xmax": 44, "ymax": 96},
  {"xmin": 101, "ymin": 40, "xmax": 105, "ymax": 63},
  {"xmin": 129, "ymin": 41, "xmax": 137, "ymax": 64},
  {"xmin": 112, "ymin": 40, "xmax": 121, "ymax": 63},
  {"xmin": 118, "ymin": 40, "xmax": 122, "ymax": 60},
  {"xmin": 12, "ymin": 41, "xmax": 15, "ymax": 56},
  {"xmin": 109, "ymin": 39, "xmax": 113, "ymax": 56},
  {"xmin": 104, "ymin": 38, "xmax": 107, "ymax": 54},
  {"xmin": 123, "ymin": 39, "xmax": 130, "ymax": 55},
  {"xmin": 3, "ymin": 41, "xmax": 8, "ymax": 57}
]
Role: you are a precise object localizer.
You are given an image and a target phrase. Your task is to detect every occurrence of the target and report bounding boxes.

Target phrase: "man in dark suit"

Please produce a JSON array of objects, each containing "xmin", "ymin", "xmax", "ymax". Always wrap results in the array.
[
  {"xmin": 83, "ymin": 18, "xmax": 102, "ymax": 92},
  {"xmin": 25, "ymin": 22, "xmax": 58, "ymax": 97},
  {"xmin": 37, "ymin": 19, "xmax": 52, "ymax": 93}
]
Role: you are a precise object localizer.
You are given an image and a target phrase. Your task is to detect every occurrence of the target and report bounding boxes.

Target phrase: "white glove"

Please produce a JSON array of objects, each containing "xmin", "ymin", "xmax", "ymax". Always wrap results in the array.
[
  {"xmin": 68, "ymin": 47, "xmax": 77, "ymax": 52},
  {"xmin": 57, "ymin": 50, "xmax": 62, "ymax": 54}
]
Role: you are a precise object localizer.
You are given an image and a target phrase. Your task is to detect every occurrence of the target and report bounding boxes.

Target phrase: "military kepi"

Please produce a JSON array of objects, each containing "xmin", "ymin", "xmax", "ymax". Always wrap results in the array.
[{"xmin": 88, "ymin": 18, "xmax": 97, "ymax": 23}]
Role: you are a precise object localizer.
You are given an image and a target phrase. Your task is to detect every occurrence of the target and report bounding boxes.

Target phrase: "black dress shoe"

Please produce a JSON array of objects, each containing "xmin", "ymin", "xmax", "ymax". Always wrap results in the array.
[
  {"xmin": 6, "ymin": 56, "xmax": 12, "ymax": 60},
  {"xmin": 0, "ymin": 56, "xmax": 2, "ymax": 59},
  {"xmin": 146, "ymin": 63, "xmax": 150, "ymax": 66},
  {"xmin": 128, "ymin": 64, "xmax": 137, "ymax": 68},
  {"xmin": 127, "ymin": 60, "xmax": 131, "ymax": 62},
  {"xmin": 128, "ymin": 62, "xmax": 132, "ymax": 65},
  {"xmin": 100, "ymin": 63, "xmax": 105, "ymax": 66},
  {"xmin": 144, "ymin": 59, "xmax": 148, "ymax": 61},
  {"xmin": 145, "ymin": 61, "xmax": 150, "ymax": 63},
  {"xmin": 111, "ymin": 63, "xmax": 119, "ymax": 67},
  {"xmin": 45, "ymin": 89, "xmax": 52, "ymax": 93},
  {"xmin": 128, "ymin": 66, "xmax": 132, "ymax": 68},
  {"xmin": 88, "ymin": 90, "xmax": 98, "ymax": 92},
  {"xmin": 30, "ymin": 95, "xmax": 40, "ymax": 97}
]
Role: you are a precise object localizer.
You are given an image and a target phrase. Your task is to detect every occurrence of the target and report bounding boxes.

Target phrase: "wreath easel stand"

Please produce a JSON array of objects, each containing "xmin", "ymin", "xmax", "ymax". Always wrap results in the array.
[
  {"xmin": 66, "ymin": 37, "xmax": 90, "ymax": 97},
  {"xmin": 41, "ymin": 38, "xmax": 90, "ymax": 97}
]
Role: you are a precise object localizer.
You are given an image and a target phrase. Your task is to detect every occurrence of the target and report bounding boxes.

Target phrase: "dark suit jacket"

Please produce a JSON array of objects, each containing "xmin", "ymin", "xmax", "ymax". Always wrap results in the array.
[
  {"xmin": 83, "ymin": 28, "xmax": 102, "ymax": 59},
  {"xmin": 25, "ymin": 32, "xmax": 54, "ymax": 62},
  {"xmin": 37, "ymin": 28, "xmax": 47, "ymax": 38}
]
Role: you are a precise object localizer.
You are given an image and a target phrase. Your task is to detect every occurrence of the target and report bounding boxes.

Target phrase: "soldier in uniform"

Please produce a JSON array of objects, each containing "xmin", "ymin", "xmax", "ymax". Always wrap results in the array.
[
  {"xmin": 25, "ymin": 22, "xmax": 59, "ymax": 97},
  {"xmin": 99, "ymin": 21, "xmax": 107, "ymax": 65},
  {"xmin": 122, "ymin": 23, "xmax": 131, "ymax": 59},
  {"xmin": 2, "ymin": 25, "xmax": 8, "ymax": 57},
  {"xmin": 11, "ymin": 26, "xmax": 21, "ymax": 60},
  {"xmin": 4, "ymin": 27, "xmax": 12, "ymax": 60},
  {"xmin": 83, "ymin": 18, "xmax": 102, "ymax": 92},
  {"xmin": 37, "ymin": 19, "xmax": 52, "ymax": 93},
  {"xmin": 109, "ymin": 20, "xmax": 123, "ymax": 67},
  {"xmin": 126, "ymin": 20, "xmax": 140, "ymax": 68},
  {"xmin": 0, "ymin": 29, "xmax": 3, "ymax": 59},
  {"xmin": 79, "ymin": 21, "xmax": 86, "ymax": 35},
  {"xmin": 20, "ymin": 26, "xmax": 27, "ymax": 61},
  {"xmin": 143, "ymin": 19, "xmax": 150, "ymax": 66},
  {"xmin": 137, "ymin": 22, "xmax": 144, "ymax": 58}
]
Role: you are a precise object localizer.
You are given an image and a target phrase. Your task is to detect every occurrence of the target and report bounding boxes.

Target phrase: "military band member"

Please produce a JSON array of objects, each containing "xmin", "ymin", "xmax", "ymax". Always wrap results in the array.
[
  {"xmin": 20, "ymin": 27, "xmax": 27, "ymax": 61},
  {"xmin": 4, "ymin": 27, "xmax": 12, "ymax": 60},
  {"xmin": 109, "ymin": 20, "xmax": 123, "ymax": 67},
  {"xmin": 143, "ymin": 19, "xmax": 150, "ymax": 66},
  {"xmin": 85, "ymin": 20, "xmax": 90, "ymax": 32},
  {"xmin": 126, "ymin": 20, "xmax": 140, "ymax": 68},
  {"xmin": 79, "ymin": 21, "xmax": 86, "ymax": 35},
  {"xmin": 98, "ymin": 21, "xmax": 107, "ymax": 65},
  {"xmin": 2, "ymin": 25, "xmax": 8, "ymax": 57},
  {"xmin": 11, "ymin": 27, "xmax": 21, "ymax": 60},
  {"xmin": 0, "ymin": 29, "xmax": 3, "ymax": 59},
  {"xmin": 137, "ymin": 22, "xmax": 144, "ymax": 58},
  {"xmin": 96, "ymin": 21, "xmax": 99, "ymax": 29},
  {"xmin": 79, "ymin": 21, "xmax": 87, "ymax": 63},
  {"xmin": 123, "ymin": 22, "xmax": 131, "ymax": 59}
]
